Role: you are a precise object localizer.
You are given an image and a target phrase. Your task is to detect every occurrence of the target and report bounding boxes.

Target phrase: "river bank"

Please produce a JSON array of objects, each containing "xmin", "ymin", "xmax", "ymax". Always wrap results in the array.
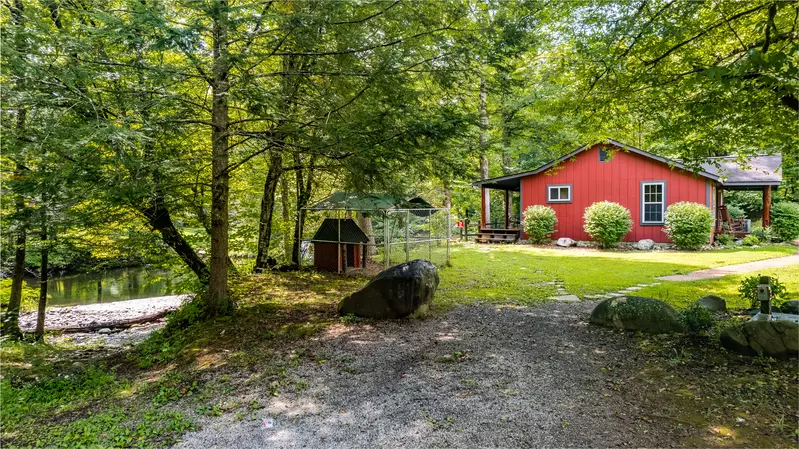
[{"xmin": 19, "ymin": 295, "xmax": 188, "ymax": 333}]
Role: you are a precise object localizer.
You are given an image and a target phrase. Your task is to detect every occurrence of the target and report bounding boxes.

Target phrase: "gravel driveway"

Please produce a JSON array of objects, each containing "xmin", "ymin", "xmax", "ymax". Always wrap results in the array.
[{"xmin": 176, "ymin": 301, "xmax": 683, "ymax": 448}]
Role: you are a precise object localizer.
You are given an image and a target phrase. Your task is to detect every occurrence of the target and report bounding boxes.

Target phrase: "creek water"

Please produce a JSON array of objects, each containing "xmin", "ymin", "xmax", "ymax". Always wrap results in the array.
[{"xmin": 24, "ymin": 267, "xmax": 188, "ymax": 307}]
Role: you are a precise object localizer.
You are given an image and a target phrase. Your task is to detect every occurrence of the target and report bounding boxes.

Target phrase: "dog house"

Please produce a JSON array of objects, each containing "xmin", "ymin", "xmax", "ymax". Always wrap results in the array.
[{"xmin": 310, "ymin": 218, "xmax": 369, "ymax": 273}]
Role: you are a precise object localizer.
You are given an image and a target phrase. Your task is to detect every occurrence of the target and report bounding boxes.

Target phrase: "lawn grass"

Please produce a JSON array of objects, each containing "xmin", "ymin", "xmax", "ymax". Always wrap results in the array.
[
  {"xmin": 434, "ymin": 243, "xmax": 796, "ymax": 310},
  {"xmin": 1, "ymin": 243, "xmax": 795, "ymax": 447},
  {"xmin": 636, "ymin": 264, "xmax": 799, "ymax": 310}
]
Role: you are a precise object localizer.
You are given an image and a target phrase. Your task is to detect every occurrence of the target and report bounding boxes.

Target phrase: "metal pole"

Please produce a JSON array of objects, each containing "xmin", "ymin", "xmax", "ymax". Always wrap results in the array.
[
  {"xmin": 446, "ymin": 208, "xmax": 451, "ymax": 266},
  {"xmin": 384, "ymin": 212, "xmax": 389, "ymax": 270},
  {"xmin": 337, "ymin": 210, "xmax": 342, "ymax": 273},
  {"xmin": 428, "ymin": 210, "xmax": 432, "ymax": 262},
  {"xmin": 405, "ymin": 209, "xmax": 410, "ymax": 263}
]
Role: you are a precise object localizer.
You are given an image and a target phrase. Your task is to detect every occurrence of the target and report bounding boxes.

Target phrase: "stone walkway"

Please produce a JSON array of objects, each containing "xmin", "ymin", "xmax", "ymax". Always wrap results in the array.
[{"xmin": 658, "ymin": 249, "xmax": 799, "ymax": 282}]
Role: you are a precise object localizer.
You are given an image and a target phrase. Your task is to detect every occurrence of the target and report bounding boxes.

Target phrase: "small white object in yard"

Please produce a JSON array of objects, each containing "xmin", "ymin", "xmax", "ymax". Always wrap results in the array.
[
  {"xmin": 556, "ymin": 238, "xmax": 575, "ymax": 247},
  {"xmin": 736, "ymin": 417, "xmax": 745, "ymax": 423},
  {"xmin": 264, "ymin": 418, "xmax": 275, "ymax": 428},
  {"xmin": 97, "ymin": 328, "xmax": 112, "ymax": 334},
  {"xmin": 635, "ymin": 239, "xmax": 655, "ymax": 251}
]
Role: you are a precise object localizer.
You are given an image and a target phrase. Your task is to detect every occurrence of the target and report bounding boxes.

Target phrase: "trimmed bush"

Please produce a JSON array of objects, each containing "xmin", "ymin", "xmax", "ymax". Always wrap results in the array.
[
  {"xmin": 770, "ymin": 202, "xmax": 799, "ymax": 242},
  {"xmin": 583, "ymin": 201, "xmax": 632, "ymax": 248},
  {"xmin": 522, "ymin": 205, "xmax": 557, "ymax": 244},
  {"xmin": 750, "ymin": 225, "xmax": 774, "ymax": 243},
  {"xmin": 663, "ymin": 202, "xmax": 713, "ymax": 250},
  {"xmin": 715, "ymin": 233, "xmax": 733, "ymax": 246},
  {"xmin": 742, "ymin": 235, "xmax": 760, "ymax": 246},
  {"xmin": 727, "ymin": 205, "xmax": 746, "ymax": 219}
]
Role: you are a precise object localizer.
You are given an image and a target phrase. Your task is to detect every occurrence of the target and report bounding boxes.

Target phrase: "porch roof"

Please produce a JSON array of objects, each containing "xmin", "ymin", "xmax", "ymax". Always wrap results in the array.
[{"xmin": 700, "ymin": 155, "xmax": 782, "ymax": 189}]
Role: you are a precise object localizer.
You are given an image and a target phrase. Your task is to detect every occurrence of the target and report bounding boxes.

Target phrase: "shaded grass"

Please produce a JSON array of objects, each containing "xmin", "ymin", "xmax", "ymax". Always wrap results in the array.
[{"xmin": 637, "ymin": 264, "xmax": 799, "ymax": 310}]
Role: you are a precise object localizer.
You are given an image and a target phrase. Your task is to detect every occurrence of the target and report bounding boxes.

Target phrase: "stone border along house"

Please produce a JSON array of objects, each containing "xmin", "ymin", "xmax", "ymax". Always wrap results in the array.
[{"xmin": 472, "ymin": 140, "xmax": 782, "ymax": 244}]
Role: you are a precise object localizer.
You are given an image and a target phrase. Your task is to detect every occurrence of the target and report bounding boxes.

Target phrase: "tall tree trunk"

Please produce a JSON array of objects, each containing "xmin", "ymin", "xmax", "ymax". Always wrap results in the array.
[
  {"xmin": 280, "ymin": 173, "xmax": 292, "ymax": 260},
  {"xmin": 501, "ymin": 108, "xmax": 513, "ymax": 175},
  {"xmin": 190, "ymin": 184, "xmax": 237, "ymax": 274},
  {"xmin": 3, "ymin": 168, "xmax": 26, "ymax": 339},
  {"xmin": 208, "ymin": 0, "xmax": 230, "ymax": 313},
  {"xmin": 478, "ymin": 77, "xmax": 490, "ymax": 226},
  {"xmin": 357, "ymin": 212, "xmax": 376, "ymax": 256},
  {"xmin": 35, "ymin": 204, "xmax": 48, "ymax": 339},
  {"xmin": 3, "ymin": 0, "xmax": 27, "ymax": 340},
  {"xmin": 291, "ymin": 155, "xmax": 315, "ymax": 265},
  {"xmin": 254, "ymin": 150, "xmax": 283, "ymax": 271},
  {"xmin": 442, "ymin": 179, "xmax": 452, "ymax": 209}
]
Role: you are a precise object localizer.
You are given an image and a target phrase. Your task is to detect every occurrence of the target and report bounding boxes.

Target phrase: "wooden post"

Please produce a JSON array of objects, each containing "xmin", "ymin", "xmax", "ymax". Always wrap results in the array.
[
  {"xmin": 504, "ymin": 190, "xmax": 511, "ymax": 229},
  {"xmin": 481, "ymin": 187, "xmax": 490, "ymax": 229},
  {"xmin": 763, "ymin": 185, "xmax": 772, "ymax": 227},
  {"xmin": 715, "ymin": 186, "xmax": 724, "ymax": 233}
]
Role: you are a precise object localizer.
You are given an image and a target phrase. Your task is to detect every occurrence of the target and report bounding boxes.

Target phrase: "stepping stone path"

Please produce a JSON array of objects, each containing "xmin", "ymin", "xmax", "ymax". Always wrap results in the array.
[{"xmin": 549, "ymin": 281, "xmax": 661, "ymax": 302}]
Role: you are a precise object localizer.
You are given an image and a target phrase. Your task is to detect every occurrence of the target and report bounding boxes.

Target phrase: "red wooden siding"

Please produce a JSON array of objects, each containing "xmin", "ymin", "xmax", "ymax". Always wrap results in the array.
[
  {"xmin": 313, "ymin": 243, "xmax": 362, "ymax": 272},
  {"xmin": 520, "ymin": 144, "xmax": 710, "ymax": 243}
]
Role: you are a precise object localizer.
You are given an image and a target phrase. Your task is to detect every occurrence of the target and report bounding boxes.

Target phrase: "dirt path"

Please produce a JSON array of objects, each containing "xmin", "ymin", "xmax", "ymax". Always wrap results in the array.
[
  {"xmin": 658, "ymin": 248, "xmax": 799, "ymax": 281},
  {"xmin": 176, "ymin": 302, "xmax": 686, "ymax": 448}
]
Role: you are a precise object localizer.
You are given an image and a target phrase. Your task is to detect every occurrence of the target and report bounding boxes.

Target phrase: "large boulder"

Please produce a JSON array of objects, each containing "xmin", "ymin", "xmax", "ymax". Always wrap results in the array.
[
  {"xmin": 556, "ymin": 238, "xmax": 576, "ymax": 247},
  {"xmin": 720, "ymin": 320, "xmax": 799, "ymax": 358},
  {"xmin": 590, "ymin": 296, "xmax": 683, "ymax": 334},
  {"xmin": 694, "ymin": 295, "xmax": 727, "ymax": 312},
  {"xmin": 338, "ymin": 259, "xmax": 439, "ymax": 319},
  {"xmin": 635, "ymin": 239, "xmax": 655, "ymax": 251}
]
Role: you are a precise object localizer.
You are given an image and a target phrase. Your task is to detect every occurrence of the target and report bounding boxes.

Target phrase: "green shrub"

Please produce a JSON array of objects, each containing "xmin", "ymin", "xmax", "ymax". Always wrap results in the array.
[
  {"xmin": 582, "ymin": 201, "xmax": 632, "ymax": 248},
  {"xmin": 726, "ymin": 205, "xmax": 746, "ymax": 219},
  {"xmin": 715, "ymin": 233, "xmax": 733, "ymax": 246},
  {"xmin": 738, "ymin": 274, "xmax": 789, "ymax": 309},
  {"xmin": 678, "ymin": 305, "xmax": 716, "ymax": 334},
  {"xmin": 750, "ymin": 226, "xmax": 774, "ymax": 243},
  {"xmin": 770, "ymin": 202, "xmax": 799, "ymax": 242},
  {"xmin": 663, "ymin": 202, "xmax": 714, "ymax": 250},
  {"xmin": 522, "ymin": 205, "xmax": 558, "ymax": 244},
  {"xmin": 742, "ymin": 235, "xmax": 760, "ymax": 246}
]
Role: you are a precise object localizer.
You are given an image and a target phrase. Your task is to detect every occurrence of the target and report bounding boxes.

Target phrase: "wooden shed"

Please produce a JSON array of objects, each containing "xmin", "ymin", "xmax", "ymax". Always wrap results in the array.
[{"xmin": 310, "ymin": 218, "xmax": 369, "ymax": 273}]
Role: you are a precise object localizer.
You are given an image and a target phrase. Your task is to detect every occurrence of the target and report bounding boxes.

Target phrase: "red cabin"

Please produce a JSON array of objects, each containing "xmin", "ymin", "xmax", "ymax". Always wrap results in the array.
[
  {"xmin": 311, "ymin": 218, "xmax": 369, "ymax": 273},
  {"xmin": 473, "ymin": 140, "xmax": 782, "ymax": 244}
]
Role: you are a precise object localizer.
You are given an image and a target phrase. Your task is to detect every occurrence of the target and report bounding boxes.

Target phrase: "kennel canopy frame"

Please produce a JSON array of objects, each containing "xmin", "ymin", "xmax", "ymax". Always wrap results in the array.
[{"xmin": 303, "ymin": 192, "xmax": 451, "ymax": 269}]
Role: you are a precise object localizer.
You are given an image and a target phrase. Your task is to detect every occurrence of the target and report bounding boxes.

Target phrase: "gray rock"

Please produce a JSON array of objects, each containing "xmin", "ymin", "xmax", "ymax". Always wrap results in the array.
[
  {"xmin": 556, "ymin": 238, "xmax": 576, "ymax": 247},
  {"xmin": 97, "ymin": 328, "xmax": 112, "ymax": 334},
  {"xmin": 589, "ymin": 296, "xmax": 684, "ymax": 334},
  {"xmin": 635, "ymin": 239, "xmax": 655, "ymax": 251},
  {"xmin": 720, "ymin": 320, "xmax": 799, "ymax": 358},
  {"xmin": 338, "ymin": 259, "xmax": 439, "ymax": 319},
  {"xmin": 782, "ymin": 300, "xmax": 799, "ymax": 315},
  {"xmin": 694, "ymin": 295, "xmax": 727, "ymax": 312}
]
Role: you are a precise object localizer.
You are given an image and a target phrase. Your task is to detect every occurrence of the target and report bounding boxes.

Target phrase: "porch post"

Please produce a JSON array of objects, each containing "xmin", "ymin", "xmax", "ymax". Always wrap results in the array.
[
  {"xmin": 481, "ymin": 186, "xmax": 490, "ymax": 229},
  {"xmin": 763, "ymin": 185, "xmax": 772, "ymax": 227},
  {"xmin": 504, "ymin": 189, "xmax": 511, "ymax": 229},
  {"xmin": 715, "ymin": 187, "xmax": 723, "ymax": 233}
]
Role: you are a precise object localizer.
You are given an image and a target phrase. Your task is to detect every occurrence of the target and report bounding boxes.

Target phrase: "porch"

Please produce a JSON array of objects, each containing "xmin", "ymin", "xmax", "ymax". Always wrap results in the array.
[
  {"xmin": 707, "ymin": 155, "xmax": 783, "ymax": 237},
  {"xmin": 474, "ymin": 175, "xmax": 523, "ymax": 244}
]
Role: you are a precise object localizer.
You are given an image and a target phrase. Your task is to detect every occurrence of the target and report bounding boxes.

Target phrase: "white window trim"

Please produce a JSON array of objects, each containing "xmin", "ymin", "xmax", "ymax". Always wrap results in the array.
[
  {"xmin": 641, "ymin": 181, "xmax": 667, "ymax": 225},
  {"xmin": 546, "ymin": 184, "xmax": 572, "ymax": 204}
]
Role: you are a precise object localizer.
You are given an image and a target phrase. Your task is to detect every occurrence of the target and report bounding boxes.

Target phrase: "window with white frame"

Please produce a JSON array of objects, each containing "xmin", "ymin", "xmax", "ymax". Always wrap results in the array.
[
  {"xmin": 642, "ymin": 181, "xmax": 666, "ymax": 224},
  {"xmin": 547, "ymin": 184, "xmax": 572, "ymax": 203}
]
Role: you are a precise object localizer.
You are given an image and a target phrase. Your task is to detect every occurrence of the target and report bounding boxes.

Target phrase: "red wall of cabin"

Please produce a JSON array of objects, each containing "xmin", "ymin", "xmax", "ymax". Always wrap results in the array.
[{"xmin": 520, "ymin": 144, "xmax": 712, "ymax": 243}]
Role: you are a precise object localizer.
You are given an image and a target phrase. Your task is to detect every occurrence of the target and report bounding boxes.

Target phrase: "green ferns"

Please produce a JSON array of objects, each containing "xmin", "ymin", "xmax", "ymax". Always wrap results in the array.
[
  {"xmin": 664, "ymin": 202, "xmax": 713, "ymax": 250},
  {"xmin": 522, "ymin": 205, "xmax": 557, "ymax": 243},
  {"xmin": 583, "ymin": 201, "xmax": 632, "ymax": 248}
]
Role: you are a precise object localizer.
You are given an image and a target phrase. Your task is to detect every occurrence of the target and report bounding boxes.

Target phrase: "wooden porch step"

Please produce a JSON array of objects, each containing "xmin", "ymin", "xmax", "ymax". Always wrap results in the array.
[{"xmin": 475, "ymin": 231, "xmax": 518, "ymax": 244}]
